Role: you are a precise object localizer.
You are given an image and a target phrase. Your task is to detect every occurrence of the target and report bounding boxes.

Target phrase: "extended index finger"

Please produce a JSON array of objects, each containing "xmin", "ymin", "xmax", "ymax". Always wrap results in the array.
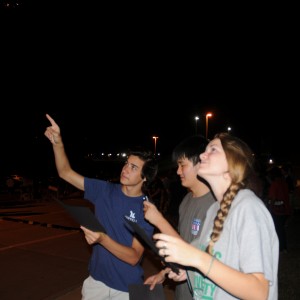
[{"xmin": 45, "ymin": 114, "xmax": 57, "ymax": 126}]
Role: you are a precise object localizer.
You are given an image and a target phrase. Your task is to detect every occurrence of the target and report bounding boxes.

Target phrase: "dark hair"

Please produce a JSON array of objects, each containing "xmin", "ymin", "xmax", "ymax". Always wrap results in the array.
[
  {"xmin": 126, "ymin": 146, "xmax": 158, "ymax": 195},
  {"xmin": 172, "ymin": 135, "xmax": 208, "ymax": 165}
]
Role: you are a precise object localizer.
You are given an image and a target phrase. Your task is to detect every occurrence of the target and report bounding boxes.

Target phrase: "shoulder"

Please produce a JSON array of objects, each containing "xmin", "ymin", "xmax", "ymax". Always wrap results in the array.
[
  {"xmin": 85, "ymin": 177, "xmax": 120, "ymax": 191},
  {"xmin": 231, "ymin": 189, "xmax": 272, "ymax": 223},
  {"xmin": 234, "ymin": 189, "xmax": 264, "ymax": 206},
  {"xmin": 203, "ymin": 191, "xmax": 216, "ymax": 204},
  {"xmin": 179, "ymin": 192, "xmax": 192, "ymax": 206}
]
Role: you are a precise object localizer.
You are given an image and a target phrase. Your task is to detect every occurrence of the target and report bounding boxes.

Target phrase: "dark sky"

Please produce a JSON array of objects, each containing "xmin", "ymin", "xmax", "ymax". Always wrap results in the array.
[
  {"xmin": 2, "ymin": 39, "xmax": 298, "ymax": 176},
  {"xmin": 1, "ymin": 9, "xmax": 298, "ymax": 177}
]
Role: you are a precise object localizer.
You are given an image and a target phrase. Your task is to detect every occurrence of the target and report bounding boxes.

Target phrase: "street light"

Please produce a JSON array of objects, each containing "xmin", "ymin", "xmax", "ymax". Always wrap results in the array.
[
  {"xmin": 152, "ymin": 136, "xmax": 159, "ymax": 156},
  {"xmin": 205, "ymin": 113, "xmax": 212, "ymax": 139},
  {"xmin": 227, "ymin": 127, "xmax": 231, "ymax": 133},
  {"xmin": 195, "ymin": 116, "xmax": 199, "ymax": 135}
]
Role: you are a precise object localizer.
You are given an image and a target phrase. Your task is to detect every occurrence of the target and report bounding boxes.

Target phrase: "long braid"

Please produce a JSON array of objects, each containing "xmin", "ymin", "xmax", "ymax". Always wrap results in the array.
[
  {"xmin": 206, "ymin": 183, "xmax": 243, "ymax": 254},
  {"xmin": 206, "ymin": 132, "xmax": 254, "ymax": 255}
]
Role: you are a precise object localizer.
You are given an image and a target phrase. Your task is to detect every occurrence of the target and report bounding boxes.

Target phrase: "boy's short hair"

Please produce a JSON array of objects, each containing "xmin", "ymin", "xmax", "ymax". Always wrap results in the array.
[{"xmin": 172, "ymin": 135, "xmax": 208, "ymax": 166}]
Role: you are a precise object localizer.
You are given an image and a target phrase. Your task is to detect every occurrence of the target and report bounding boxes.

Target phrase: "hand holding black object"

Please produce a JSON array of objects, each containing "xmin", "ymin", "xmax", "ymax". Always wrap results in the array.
[{"xmin": 124, "ymin": 218, "xmax": 180, "ymax": 274}]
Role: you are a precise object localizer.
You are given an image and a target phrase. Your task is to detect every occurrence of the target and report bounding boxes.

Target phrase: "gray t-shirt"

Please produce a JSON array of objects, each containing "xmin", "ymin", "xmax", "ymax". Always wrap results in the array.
[
  {"xmin": 175, "ymin": 191, "xmax": 215, "ymax": 300},
  {"xmin": 189, "ymin": 189, "xmax": 279, "ymax": 300}
]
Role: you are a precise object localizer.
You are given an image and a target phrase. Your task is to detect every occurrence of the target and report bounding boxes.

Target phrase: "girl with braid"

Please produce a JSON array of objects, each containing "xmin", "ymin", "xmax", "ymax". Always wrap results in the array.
[{"xmin": 153, "ymin": 133, "xmax": 279, "ymax": 300}]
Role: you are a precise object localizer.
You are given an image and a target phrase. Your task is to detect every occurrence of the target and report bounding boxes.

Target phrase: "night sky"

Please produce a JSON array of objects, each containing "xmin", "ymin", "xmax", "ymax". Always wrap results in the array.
[{"xmin": 1, "ymin": 7, "xmax": 298, "ymax": 177}]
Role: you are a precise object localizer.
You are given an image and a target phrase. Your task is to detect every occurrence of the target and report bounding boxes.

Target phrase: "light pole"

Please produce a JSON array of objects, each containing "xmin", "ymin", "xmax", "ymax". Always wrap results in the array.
[
  {"xmin": 205, "ymin": 113, "xmax": 212, "ymax": 139},
  {"xmin": 153, "ymin": 136, "xmax": 158, "ymax": 156},
  {"xmin": 195, "ymin": 116, "xmax": 199, "ymax": 135}
]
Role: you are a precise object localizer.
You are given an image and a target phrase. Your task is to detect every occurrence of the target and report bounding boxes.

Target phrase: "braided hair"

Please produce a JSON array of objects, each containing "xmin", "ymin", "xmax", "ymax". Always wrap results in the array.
[{"xmin": 206, "ymin": 132, "xmax": 255, "ymax": 255}]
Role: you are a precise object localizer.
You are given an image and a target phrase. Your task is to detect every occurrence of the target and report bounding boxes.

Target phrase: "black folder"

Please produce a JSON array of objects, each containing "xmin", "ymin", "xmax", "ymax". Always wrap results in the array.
[
  {"xmin": 124, "ymin": 218, "xmax": 179, "ymax": 274},
  {"xmin": 128, "ymin": 283, "xmax": 166, "ymax": 300},
  {"xmin": 56, "ymin": 199, "xmax": 106, "ymax": 233}
]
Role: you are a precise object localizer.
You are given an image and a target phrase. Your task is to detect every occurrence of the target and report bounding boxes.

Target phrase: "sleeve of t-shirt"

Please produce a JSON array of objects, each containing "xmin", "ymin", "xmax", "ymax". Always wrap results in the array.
[{"xmin": 84, "ymin": 177, "xmax": 107, "ymax": 205}]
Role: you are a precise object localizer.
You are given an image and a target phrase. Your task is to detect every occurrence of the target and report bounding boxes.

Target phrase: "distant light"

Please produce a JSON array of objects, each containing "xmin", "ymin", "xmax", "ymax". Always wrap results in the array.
[{"xmin": 153, "ymin": 136, "xmax": 159, "ymax": 155}]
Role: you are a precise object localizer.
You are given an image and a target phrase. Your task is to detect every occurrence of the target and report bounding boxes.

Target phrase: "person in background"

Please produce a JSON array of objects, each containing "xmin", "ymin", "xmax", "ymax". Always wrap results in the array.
[
  {"xmin": 147, "ymin": 176, "xmax": 169, "ymax": 213},
  {"xmin": 267, "ymin": 165, "xmax": 291, "ymax": 253},
  {"xmin": 154, "ymin": 132, "xmax": 279, "ymax": 300},
  {"xmin": 281, "ymin": 163, "xmax": 296, "ymax": 215},
  {"xmin": 143, "ymin": 135, "xmax": 215, "ymax": 300},
  {"xmin": 44, "ymin": 114, "xmax": 158, "ymax": 300}
]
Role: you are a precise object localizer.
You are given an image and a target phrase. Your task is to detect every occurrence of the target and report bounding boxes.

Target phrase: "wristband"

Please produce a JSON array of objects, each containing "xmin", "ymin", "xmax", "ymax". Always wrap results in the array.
[{"xmin": 205, "ymin": 255, "xmax": 216, "ymax": 277}]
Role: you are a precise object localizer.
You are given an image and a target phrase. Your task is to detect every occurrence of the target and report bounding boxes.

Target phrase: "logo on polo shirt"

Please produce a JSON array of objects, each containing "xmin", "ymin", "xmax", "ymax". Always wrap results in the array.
[
  {"xmin": 191, "ymin": 218, "xmax": 201, "ymax": 236},
  {"xmin": 125, "ymin": 210, "xmax": 137, "ymax": 223}
]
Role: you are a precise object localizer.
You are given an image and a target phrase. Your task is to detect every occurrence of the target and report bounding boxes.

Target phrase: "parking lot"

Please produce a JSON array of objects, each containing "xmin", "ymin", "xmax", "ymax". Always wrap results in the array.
[{"xmin": 1, "ymin": 195, "xmax": 300, "ymax": 299}]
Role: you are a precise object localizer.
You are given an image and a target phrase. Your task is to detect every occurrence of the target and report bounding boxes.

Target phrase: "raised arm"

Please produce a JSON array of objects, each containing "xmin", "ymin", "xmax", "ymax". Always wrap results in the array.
[{"xmin": 44, "ymin": 114, "xmax": 84, "ymax": 191}]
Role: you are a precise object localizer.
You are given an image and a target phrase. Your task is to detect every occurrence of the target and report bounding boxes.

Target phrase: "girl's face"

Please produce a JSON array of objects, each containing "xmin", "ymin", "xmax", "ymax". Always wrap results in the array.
[{"xmin": 198, "ymin": 138, "xmax": 228, "ymax": 179}]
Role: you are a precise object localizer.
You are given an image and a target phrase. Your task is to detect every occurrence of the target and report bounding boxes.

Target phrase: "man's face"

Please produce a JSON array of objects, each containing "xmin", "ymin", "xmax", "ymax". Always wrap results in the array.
[
  {"xmin": 176, "ymin": 157, "xmax": 200, "ymax": 189},
  {"xmin": 120, "ymin": 155, "xmax": 145, "ymax": 187}
]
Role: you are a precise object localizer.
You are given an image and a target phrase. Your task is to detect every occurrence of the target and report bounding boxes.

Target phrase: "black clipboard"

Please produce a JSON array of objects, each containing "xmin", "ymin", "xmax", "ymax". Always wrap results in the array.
[
  {"xmin": 56, "ymin": 199, "xmax": 106, "ymax": 233},
  {"xmin": 128, "ymin": 283, "xmax": 166, "ymax": 300},
  {"xmin": 124, "ymin": 218, "xmax": 179, "ymax": 274}
]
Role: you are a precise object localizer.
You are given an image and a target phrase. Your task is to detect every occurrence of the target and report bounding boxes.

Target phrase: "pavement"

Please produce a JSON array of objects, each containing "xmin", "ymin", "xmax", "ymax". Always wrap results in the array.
[
  {"xmin": 1, "ymin": 194, "xmax": 300, "ymax": 299},
  {"xmin": 0, "ymin": 195, "xmax": 175, "ymax": 300}
]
